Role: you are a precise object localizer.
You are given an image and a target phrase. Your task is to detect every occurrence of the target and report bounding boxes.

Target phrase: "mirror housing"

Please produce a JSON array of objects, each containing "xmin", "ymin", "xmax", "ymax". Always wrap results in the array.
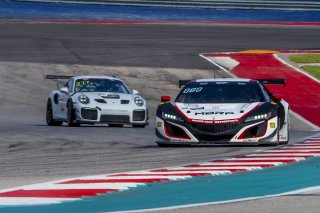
[
  {"xmin": 60, "ymin": 87, "xmax": 69, "ymax": 94},
  {"xmin": 161, "ymin": 96, "xmax": 171, "ymax": 103},
  {"xmin": 272, "ymin": 95, "xmax": 283, "ymax": 102},
  {"xmin": 132, "ymin": 90, "xmax": 139, "ymax": 95}
]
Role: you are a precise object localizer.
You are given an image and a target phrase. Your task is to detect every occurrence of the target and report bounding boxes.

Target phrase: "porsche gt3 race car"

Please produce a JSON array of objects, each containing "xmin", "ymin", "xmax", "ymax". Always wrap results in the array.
[
  {"xmin": 156, "ymin": 78, "xmax": 289, "ymax": 146},
  {"xmin": 45, "ymin": 75, "xmax": 148, "ymax": 127}
]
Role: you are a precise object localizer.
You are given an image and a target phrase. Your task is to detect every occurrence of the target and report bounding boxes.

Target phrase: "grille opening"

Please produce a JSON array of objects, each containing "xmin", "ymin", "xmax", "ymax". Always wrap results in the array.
[
  {"xmin": 100, "ymin": 115, "xmax": 130, "ymax": 123},
  {"xmin": 121, "ymin": 100, "xmax": 130, "ymax": 104},
  {"xmin": 195, "ymin": 134, "xmax": 234, "ymax": 142},
  {"xmin": 133, "ymin": 110, "xmax": 145, "ymax": 121},
  {"xmin": 81, "ymin": 108, "xmax": 98, "ymax": 120},
  {"xmin": 165, "ymin": 121, "xmax": 190, "ymax": 139},
  {"xmin": 240, "ymin": 122, "xmax": 267, "ymax": 139},
  {"xmin": 190, "ymin": 122, "xmax": 239, "ymax": 134}
]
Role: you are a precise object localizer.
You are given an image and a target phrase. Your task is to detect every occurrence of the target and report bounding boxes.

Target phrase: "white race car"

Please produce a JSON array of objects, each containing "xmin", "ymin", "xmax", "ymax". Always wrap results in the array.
[
  {"xmin": 45, "ymin": 75, "xmax": 148, "ymax": 127},
  {"xmin": 156, "ymin": 78, "xmax": 289, "ymax": 146}
]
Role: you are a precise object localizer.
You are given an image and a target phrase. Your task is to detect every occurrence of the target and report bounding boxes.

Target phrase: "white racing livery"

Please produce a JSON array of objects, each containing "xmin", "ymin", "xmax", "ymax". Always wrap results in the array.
[
  {"xmin": 156, "ymin": 78, "xmax": 289, "ymax": 146},
  {"xmin": 46, "ymin": 75, "xmax": 148, "ymax": 127}
]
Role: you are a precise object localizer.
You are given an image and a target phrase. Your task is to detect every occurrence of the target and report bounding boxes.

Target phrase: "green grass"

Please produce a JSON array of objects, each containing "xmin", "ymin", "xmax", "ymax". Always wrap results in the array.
[
  {"xmin": 302, "ymin": 66, "xmax": 320, "ymax": 80},
  {"xmin": 289, "ymin": 54, "xmax": 320, "ymax": 63}
]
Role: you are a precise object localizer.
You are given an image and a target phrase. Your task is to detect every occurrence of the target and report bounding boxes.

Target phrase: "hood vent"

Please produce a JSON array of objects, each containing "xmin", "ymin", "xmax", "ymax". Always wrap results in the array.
[
  {"xmin": 95, "ymin": 99, "xmax": 107, "ymax": 103},
  {"xmin": 121, "ymin": 100, "xmax": 130, "ymax": 104},
  {"xmin": 101, "ymin": 94, "xmax": 120, "ymax": 99}
]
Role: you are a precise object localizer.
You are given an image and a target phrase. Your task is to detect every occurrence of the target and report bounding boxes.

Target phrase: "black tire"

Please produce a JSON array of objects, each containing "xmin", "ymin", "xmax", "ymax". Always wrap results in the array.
[
  {"xmin": 132, "ymin": 124, "xmax": 146, "ymax": 128},
  {"xmin": 67, "ymin": 101, "xmax": 79, "ymax": 127},
  {"xmin": 109, "ymin": 124, "xmax": 124, "ymax": 127},
  {"xmin": 46, "ymin": 99, "xmax": 63, "ymax": 126}
]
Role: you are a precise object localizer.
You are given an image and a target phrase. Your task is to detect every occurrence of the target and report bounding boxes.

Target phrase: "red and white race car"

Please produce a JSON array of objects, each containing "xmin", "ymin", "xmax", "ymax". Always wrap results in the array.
[{"xmin": 156, "ymin": 78, "xmax": 289, "ymax": 146}]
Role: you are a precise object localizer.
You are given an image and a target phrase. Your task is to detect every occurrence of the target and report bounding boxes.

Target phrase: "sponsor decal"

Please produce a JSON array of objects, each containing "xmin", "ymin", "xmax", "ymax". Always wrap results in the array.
[
  {"xmin": 157, "ymin": 122, "xmax": 162, "ymax": 127},
  {"xmin": 195, "ymin": 111, "xmax": 234, "ymax": 115},
  {"xmin": 241, "ymin": 139, "xmax": 258, "ymax": 142},
  {"xmin": 170, "ymin": 138, "xmax": 190, "ymax": 142},
  {"xmin": 270, "ymin": 123, "xmax": 276, "ymax": 128},
  {"xmin": 190, "ymin": 107, "xmax": 205, "ymax": 110},
  {"xmin": 191, "ymin": 119, "xmax": 239, "ymax": 124}
]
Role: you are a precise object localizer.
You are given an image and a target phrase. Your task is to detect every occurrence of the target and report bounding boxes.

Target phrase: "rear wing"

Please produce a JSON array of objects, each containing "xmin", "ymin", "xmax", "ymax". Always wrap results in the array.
[
  {"xmin": 256, "ymin": 78, "xmax": 286, "ymax": 86},
  {"xmin": 179, "ymin": 80, "xmax": 191, "ymax": 88},
  {"xmin": 44, "ymin": 75, "xmax": 74, "ymax": 90},
  {"xmin": 44, "ymin": 75, "xmax": 74, "ymax": 80}
]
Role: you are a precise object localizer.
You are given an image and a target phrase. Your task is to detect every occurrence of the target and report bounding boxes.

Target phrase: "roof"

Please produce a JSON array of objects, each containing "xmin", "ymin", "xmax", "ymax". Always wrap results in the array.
[
  {"xmin": 195, "ymin": 78, "xmax": 252, "ymax": 83},
  {"xmin": 73, "ymin": 75, "xmax": 120, "ymax": 81}
]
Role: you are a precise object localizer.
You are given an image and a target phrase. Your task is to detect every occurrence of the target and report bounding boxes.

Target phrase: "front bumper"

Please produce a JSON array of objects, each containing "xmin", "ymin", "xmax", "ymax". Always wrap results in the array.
[
  {"xmin": 156, "ymin": 116, "xmax": 278, "ymax": 145},
  {"xmin": 75, "ymin": 106, "xmax": 148, "ymax": 125}
]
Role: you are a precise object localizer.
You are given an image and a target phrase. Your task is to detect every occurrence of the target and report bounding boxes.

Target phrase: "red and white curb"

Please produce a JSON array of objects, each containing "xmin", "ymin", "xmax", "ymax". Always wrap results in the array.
[
  {"xmin": 0, "ymin": 135, "xmax": 320, "ymax": 206},
  {"xmin": 199, "ymin": 50, "xmax": 320, "ymax": 129}
]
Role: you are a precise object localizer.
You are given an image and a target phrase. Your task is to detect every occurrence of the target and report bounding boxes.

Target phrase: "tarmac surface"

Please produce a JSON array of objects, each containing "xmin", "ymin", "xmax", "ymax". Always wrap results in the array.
[{"xmin": 0, "ymin": 22, "xmax": 319, "ymax": 211}]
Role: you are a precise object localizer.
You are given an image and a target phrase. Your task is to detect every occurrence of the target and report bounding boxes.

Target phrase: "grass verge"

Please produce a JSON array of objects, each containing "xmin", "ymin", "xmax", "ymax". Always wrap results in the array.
[
  {"xmin": 302, "ymin": 66, "xmax": 320, "ymax": 80},
  {"xmin": 289, "ymin": 54, "xmax": 320, "ymax": 63}
]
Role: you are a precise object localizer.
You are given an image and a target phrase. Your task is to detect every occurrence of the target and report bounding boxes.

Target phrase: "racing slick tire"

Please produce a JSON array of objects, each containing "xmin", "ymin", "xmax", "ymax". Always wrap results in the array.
[
  {"xmin": 46, "ymin": 99, "xmax": 63, "ymax": 126},
  {"xmin": 132, "ymin": 124, "xmax": 146, "ymax": 128},
  {"xmin": 67, "ymin": 100, "xmax": 80, "ymax": 127},
  {"xmin": 108, "ymin": 124, "xmax": 124, "ymax": 127}
]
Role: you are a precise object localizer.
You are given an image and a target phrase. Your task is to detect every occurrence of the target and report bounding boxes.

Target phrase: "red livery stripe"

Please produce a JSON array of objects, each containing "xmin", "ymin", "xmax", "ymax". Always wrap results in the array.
[
  {"xmin": 59, "ymin": 178, "xmax": 169, "ymax": 184},
  {"xmin": 188, "ymin": 164, "xmax": 274, "ymax": 167},
  {"xmin": 151, "ymin": 169, "xmax": 246, "ymax": 172},
  {"xmin": 110, "ymin": 173, "xmax": 211, "ymax": 177},
  {"xmin": 214, "ymin": 159, "xmax": 296, "ymax": 163},
  {"xmin": 0, "ymin": 189, "xmax": 117, "ymax": 198}
]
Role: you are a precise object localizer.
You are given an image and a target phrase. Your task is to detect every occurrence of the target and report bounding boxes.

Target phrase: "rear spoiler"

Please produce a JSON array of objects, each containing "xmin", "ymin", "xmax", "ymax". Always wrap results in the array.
[
  {"xmin": 44, "ymin": 75, "xmax": 74, "ymax": 90},
  {"xmin": 44, "ymin": 75, "xmax": 74, "ymax": 80},
  {"xmin": 179, "ymin": 80, "xmax": 191, "ymax": 88},
  {"xmin": 256, "ymin": 78, "xmax": 286, "ymax": 86}
]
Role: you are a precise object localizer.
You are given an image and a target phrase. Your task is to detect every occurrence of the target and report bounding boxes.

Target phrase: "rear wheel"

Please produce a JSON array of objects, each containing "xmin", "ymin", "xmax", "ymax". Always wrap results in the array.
[
  {"xmin": 67, "ymin": 101, "xmax": 80, "ymax": 127},
  {"xmin": 46, "ymin": 99, "xmax": 63, "ymax": 126}
]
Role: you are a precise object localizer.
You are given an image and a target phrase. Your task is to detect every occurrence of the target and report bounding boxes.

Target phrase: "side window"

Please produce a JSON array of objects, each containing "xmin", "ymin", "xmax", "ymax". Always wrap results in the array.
[
  {"xmin": 258, "ymin": 83, "xmax": 270, "ymax": 102},
  {"xmin": 67, "ymin": 79, "xmax": 74, "ymax": 93}
]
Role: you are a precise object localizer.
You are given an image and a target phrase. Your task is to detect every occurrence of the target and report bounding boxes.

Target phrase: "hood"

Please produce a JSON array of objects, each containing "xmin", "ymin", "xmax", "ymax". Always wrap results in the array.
[
  {"xmin": 175, "ymin": 102, "xmax": 261, "ymax": 123},
  {"xmin": 78, "ymin": 92, "xmax": 134, "ymax": 99}
]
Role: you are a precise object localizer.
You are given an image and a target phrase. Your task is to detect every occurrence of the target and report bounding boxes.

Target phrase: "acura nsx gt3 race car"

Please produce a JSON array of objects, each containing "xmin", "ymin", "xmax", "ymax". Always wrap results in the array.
[
  {"xmin": 45, "ymin": 75, "xmax": 148, "ymax": 127},
  {"xmin": 156, "ymin": 78, "xmax": 289, "ymax": 146}
]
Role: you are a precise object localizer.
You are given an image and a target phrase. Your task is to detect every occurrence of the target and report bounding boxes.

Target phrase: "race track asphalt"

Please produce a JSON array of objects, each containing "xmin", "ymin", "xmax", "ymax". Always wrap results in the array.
[{"xmin": 0, "ymin": 22, "xmax": 319, "ymax": 212}]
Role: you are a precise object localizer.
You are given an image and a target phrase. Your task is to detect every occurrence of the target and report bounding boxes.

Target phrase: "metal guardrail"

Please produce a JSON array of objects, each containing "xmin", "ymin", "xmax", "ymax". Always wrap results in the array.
[{"xmin": 12, "ymin": 0, "xmax": 320, "ymax": 11}]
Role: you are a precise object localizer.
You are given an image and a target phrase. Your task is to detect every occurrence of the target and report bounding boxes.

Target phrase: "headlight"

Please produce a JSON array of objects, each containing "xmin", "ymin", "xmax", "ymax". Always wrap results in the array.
[
  {"xmin": 162, "ymin": 112, "xmax": 184, "ymax": 122},
  {"xmin": 134, "ymin": 96, "xmax": 144, "ymax": 106},
  {"xmin": 245, "ymin": 112, "xmax": 271, "ymax": 122},
  {"xmin": 78, "ymin": 95, "xmax": 90, "ymax": 104}
]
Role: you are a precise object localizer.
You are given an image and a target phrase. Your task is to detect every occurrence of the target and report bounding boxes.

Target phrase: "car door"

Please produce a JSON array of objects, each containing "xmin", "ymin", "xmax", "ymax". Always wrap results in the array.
[{"xmin": 59, "ymin": 79, "xmax": 74, "ymax": 120}]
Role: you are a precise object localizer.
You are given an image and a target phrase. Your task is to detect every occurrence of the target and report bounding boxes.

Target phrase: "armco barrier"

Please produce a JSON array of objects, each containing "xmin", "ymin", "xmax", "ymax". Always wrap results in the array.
[{"xmin": 13, "ymin": 0, "xmax": 320, "ymax": 11}]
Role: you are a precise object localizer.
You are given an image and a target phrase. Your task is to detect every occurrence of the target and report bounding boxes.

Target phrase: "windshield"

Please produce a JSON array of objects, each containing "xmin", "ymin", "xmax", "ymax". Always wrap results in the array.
[
  {"xmin": 74, "ymin": 78, "xmax": 130, "ymax": 94},
  {"xmin": 175, "ymin": 81, "xmax": 264, "ymax": 103}
]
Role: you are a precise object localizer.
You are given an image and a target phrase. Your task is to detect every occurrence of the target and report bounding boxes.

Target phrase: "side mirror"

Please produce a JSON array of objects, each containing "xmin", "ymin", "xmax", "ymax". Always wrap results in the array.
[
  {"xmin": 132, "ymin": 90, "xmax": 139, "ymax": 95},
  {"xmin": 60, "ymin": 87, "xmax": 69, "ymax": 94},
  {"xmin": 272, "ymin": 95, "xmax": 282, "ymax": 102},
  {"xmin": 161, "ymin": 96, "xmax": 171, "ymax": 103}
]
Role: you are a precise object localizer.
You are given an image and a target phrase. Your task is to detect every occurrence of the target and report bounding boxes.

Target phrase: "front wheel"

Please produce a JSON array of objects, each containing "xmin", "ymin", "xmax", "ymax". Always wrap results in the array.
[
  {"xmin": 67, "ymin": 101, "xmax": 80, "ymax": 127},
  {"xmin": 46, "ymin": 99, "xmax": 63, "ymax": 126}
]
